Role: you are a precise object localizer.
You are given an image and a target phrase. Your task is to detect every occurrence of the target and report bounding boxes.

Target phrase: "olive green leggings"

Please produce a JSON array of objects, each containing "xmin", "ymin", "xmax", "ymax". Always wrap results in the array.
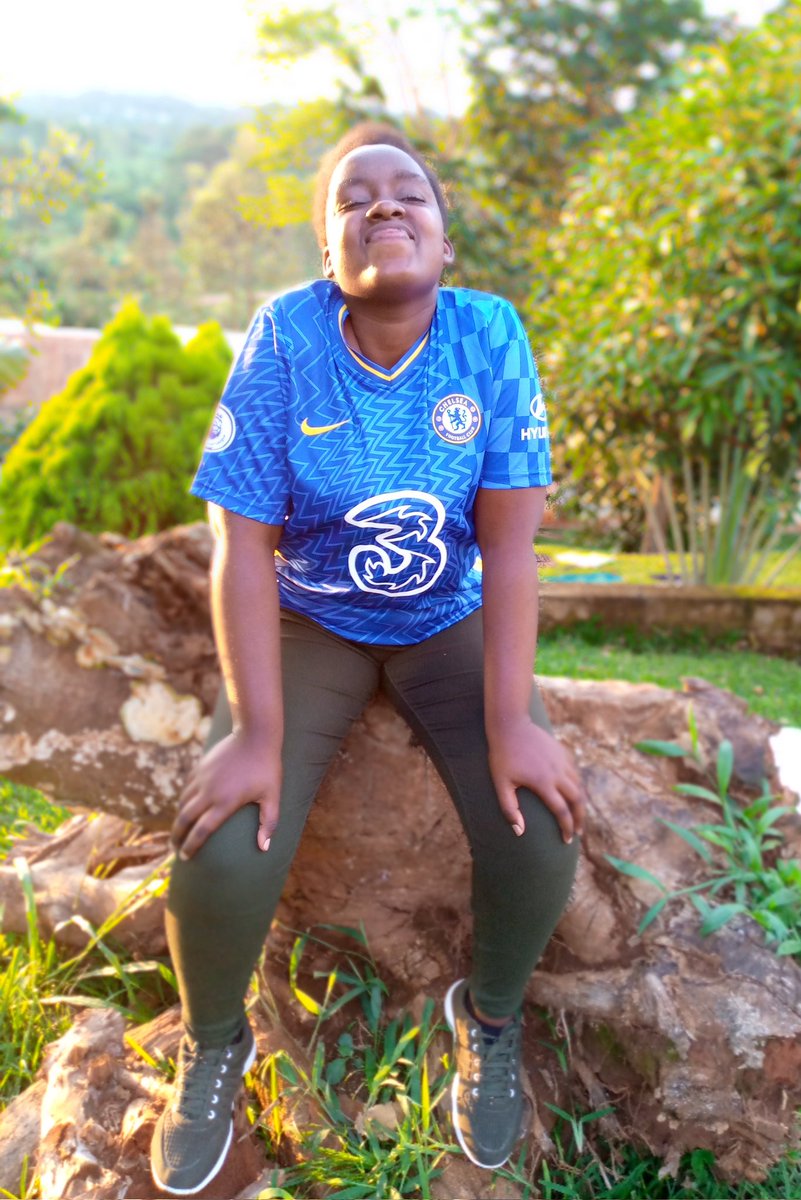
[{"xmin": 166, "ymin": 609, "xmax": 579, "ymax": 1046}]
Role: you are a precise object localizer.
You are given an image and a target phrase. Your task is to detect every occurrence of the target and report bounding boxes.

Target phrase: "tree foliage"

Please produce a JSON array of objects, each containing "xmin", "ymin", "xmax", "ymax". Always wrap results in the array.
[
  {"xmin": 462, "ymin": 0, "xmax": 722, "ymax": 298},
  {"xmin": 0, "ymin": 302, "xmax": 232, "ymax": 546},
  {"xmin": 0, "ymin": 97, "xmax": 97, "ymax": 319},
  {"xmin": 180, "ymin": 126, "xmax": 320, "ymax": 327},
  {"xmin": 0, "ymin": 96, "xmax": 241, "ymax": 327},
  {"xmin": 535, "ymin": 4, "xmax": 801, "ymax": 505},
  {"xmin": 252, "ymin": 6, "xmax": 483, "ymax": 285}
]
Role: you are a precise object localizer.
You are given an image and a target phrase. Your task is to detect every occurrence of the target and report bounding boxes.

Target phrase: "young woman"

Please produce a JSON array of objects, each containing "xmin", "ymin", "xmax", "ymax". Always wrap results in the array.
[{"xmin": 151, "ymin": 123, "xmax": 584, "ymax": 1196}]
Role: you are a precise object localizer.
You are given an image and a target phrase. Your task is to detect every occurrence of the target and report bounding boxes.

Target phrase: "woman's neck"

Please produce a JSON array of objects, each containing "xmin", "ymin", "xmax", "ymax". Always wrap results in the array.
[{"xmin": 342, "ymin": 293, "xmax": 438, "ymax": 370}]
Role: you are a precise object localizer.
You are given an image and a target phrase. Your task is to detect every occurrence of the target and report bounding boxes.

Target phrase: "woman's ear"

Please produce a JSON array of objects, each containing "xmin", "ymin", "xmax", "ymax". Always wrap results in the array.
[
  {"xmin": 322, "ymin": 248, "xmax": 336, "ymax": 280},
  {"xmin": 443, "ymin": 236, "xmax": 455, "ymax": 267}
]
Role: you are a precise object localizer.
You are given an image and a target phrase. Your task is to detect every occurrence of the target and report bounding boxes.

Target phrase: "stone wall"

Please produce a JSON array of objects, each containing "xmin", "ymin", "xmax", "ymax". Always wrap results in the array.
[
  {"xmin": 540, "ymin": 581, "xmax": 801, "ymax": 655},
  {"xmin": 0, "ymin": 319, "xmax": 245, "ymax": 417}
]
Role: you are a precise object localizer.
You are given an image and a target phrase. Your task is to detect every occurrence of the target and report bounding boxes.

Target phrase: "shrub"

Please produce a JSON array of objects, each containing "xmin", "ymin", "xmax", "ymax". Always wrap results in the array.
[
  {"xmin": 535, "ymin": 6, "xmax": 801, "ymax": 532},
  {"xmin": 0, "ymin": 301, "xmax": 231, "ymax": 545}
]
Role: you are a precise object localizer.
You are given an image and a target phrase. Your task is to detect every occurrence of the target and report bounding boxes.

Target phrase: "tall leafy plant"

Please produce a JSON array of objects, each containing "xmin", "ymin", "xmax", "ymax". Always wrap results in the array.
[
  {"xmin": 535, "ymin": 6, "xmax": 801, "ymax": 542},
  {"xmin": 636, "ymin": 445, "xmax": 801, "ymax": 585}
]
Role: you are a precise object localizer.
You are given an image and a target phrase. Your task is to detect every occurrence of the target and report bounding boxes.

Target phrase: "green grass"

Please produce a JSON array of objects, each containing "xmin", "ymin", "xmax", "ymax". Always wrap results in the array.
[
  {"xmin": 611, "ymin": 736, "xmax": 801, "ymax": 959},
  {"xmin": 537, "ymin": 623, "xmax": 801, "ymax": 726},
  {"xmin": 0, "ymin": 781, "xmax": 177, "ymax": 1107},
  {"xmin": 249, "ymin": 926, "xmax": 801, "ymax": 1200},
  {"xmin": 539, "ymin": 540, "xmax": 801, "ymax": 590},
  {"xmin": 531, "ymin": 1143, "xmax": 801, "ymax": 1199},
  {"xmin": 0, "ymin": 779, "xmax": 69, "ymax": 856}
]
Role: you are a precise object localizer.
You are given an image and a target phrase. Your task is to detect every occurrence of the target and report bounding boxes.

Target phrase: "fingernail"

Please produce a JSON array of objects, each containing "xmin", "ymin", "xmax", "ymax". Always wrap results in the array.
[
  {"xmin": 179, "ymin": 850, "xmax": 189, "ymax": 862},
  {"xmin": 261, "ymin": 837, "xmax": 271, "ymax": 853},
  {"xmin": 512, "ymin": 823, "xmax": 524, "ymax": 836},
  {"xmin": 564, "ymin": 835, "xmax": 574, "ymax": 845}
]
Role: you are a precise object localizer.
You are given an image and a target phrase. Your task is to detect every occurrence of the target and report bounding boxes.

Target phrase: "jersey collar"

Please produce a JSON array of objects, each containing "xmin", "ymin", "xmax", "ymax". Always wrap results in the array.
[{"xmin": 335, "ymin": 302, "xmax": 430, "ymax": 383}]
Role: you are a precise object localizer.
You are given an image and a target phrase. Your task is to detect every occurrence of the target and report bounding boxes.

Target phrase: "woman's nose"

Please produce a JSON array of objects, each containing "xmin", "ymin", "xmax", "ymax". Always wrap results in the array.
[{"xmin": 366, "ymin": 197, "xmax": 405, "ymax": 219}]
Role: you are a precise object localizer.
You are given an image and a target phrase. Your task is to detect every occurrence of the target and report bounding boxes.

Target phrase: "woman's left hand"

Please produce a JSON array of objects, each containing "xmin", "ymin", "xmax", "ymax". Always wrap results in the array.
[{"xmin": 488, "ymin": 717, "xmax": 585, "ymax": 845}]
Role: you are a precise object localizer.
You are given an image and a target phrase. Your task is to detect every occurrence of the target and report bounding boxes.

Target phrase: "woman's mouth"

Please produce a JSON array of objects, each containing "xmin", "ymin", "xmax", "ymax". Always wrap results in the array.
[{"xmin": 368, "ymin": 226, "xmax": 412, "ymax": 243}]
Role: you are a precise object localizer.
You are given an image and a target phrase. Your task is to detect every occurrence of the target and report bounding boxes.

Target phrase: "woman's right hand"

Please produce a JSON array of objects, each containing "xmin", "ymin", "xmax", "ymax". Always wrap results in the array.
[{"xmin": 171, "ymin": 729, "xmax": 282, "ymax": 860}]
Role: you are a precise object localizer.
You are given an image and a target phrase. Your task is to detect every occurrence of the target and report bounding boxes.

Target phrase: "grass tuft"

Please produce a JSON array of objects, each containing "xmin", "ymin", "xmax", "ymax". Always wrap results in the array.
[{"xmin": 537, "ymin": 620, "xmax": 801, "ymax": 727}]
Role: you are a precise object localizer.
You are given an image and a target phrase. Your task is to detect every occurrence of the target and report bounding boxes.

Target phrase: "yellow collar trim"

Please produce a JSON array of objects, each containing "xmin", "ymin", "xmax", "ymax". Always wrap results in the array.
[{"xmin": 337, "ymin": 304, "xmax": 429, "ymax": 382}]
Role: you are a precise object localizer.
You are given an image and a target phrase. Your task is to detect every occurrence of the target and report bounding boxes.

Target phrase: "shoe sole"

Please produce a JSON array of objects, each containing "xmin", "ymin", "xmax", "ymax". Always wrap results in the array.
[
  {"xmin": 444, "ymin": 980, "xmax": 511, "ymax": 1171},
  {"xmin": 151, "ymin": 1036, "xmax": 257, "ymax": 1197}
]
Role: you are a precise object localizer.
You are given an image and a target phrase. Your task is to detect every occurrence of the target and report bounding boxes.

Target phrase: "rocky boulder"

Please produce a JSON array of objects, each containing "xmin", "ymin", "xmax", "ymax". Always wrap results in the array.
[{"xmin": 1, "ymin": 523, "xmax": 799, "ymax": 1185}]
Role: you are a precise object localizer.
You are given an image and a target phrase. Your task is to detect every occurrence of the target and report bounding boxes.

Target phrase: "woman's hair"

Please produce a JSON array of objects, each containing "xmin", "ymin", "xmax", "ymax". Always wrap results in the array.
[{"xmin": 312, "ymin": 122, "xmax": 449, "ymax": 249}]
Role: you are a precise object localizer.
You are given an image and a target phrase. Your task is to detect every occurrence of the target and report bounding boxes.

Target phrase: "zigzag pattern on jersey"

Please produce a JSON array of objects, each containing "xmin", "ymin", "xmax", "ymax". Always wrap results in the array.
[
  {"xmin": 192, "ymin": 280, "xmax": 551, "ymax": 644},
  {"xmin": 282, "ymin": 357, "xmax": 480, "ymax": 598}
]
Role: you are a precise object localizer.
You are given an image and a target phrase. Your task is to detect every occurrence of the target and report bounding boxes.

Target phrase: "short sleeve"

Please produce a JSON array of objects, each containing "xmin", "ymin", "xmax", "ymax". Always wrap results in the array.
[
  {"xmin": 480, "ymin": 300, "xmax": 552, "ymax": 489},
  {"xmin": 191, "ymin": 306, "xmax": 291, "ymax": 524}
]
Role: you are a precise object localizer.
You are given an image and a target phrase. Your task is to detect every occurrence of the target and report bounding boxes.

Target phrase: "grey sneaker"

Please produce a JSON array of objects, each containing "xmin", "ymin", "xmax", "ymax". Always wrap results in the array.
[
  {"xmin": 444, "ymin": 979, "xmax": 524, "ymax": 1170},
  {"xmin": 151, "ymin": 1024, "xmax": 257, "ymax": 1196}
]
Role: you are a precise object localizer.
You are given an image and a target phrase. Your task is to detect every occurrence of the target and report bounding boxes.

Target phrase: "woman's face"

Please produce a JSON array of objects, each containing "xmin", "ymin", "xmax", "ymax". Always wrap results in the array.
[{"xmin": 322, "ymin": 144, "xmax": 453, "ymax": 304}]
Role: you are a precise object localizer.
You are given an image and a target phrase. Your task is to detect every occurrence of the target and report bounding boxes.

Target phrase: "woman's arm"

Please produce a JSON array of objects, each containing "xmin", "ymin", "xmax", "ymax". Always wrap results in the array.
[
  {"xmin": 171, "ymin": 504, "xmax": 285, "ymax": 859},
  {"xmin": 475, "ymin": 486, "xmax": 584, "ymax": 844}
]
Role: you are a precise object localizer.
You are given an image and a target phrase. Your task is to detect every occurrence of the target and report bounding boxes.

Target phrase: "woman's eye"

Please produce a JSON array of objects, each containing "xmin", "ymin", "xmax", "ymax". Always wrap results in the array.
[{"xmin": 402, "ymin": 195, "xmax": 426, "ymax": 203}]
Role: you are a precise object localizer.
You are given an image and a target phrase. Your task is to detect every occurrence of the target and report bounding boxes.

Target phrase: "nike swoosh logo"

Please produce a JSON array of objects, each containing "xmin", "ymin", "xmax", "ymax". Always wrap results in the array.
[{"xmin": 300, "ymin": 417, "xmax": 351, "ymax": 436}]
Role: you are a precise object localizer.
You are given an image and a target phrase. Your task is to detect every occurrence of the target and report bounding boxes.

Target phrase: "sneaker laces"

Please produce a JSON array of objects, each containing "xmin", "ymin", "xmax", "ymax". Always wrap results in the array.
[
  {"xmin": 472, "ymin": 1020, "xmax": 521, "ymax": 1108},
  {"xmin": 173, "ymin": 1039, "xmax": 231, "ymax": 1121}
]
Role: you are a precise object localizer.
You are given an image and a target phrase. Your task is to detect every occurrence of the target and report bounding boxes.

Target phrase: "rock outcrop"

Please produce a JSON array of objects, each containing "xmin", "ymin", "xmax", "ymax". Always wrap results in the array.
[
  {"xmin": 0, "ymin": 523, "xmax": 216, "ymax": 823},
  {"xmin": 1, "ymin": 523, "xmax": 799, "ymax": 1188}
]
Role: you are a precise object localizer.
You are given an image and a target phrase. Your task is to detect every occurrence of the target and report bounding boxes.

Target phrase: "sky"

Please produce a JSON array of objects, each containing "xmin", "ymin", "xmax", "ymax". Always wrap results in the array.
[{"xmin": 0, "ymin": 0, "xmax": 785, "ymax": 114}]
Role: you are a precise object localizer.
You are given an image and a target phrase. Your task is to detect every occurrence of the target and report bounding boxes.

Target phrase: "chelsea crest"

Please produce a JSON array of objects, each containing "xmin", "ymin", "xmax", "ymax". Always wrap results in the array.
[{"xmin": 432, "ymin": 395, "xmax": 482, "ymax": 445}]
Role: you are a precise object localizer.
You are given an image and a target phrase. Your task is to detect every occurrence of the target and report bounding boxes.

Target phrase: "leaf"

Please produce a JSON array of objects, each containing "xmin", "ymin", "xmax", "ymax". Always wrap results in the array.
[
  {"xmin": 638, "ymin": 895, "xmax": 671, "ymax": 934},
  {"xmin": 753, "ymin": 912, "xmax": 791, "ymax": 940},
  {"xmin": 698, "ymin": 903, "xmax": 748, "ymax": 935},
  {"xmin": 293, "ymin": 986, "xmax": 322, "ymax": 1017},
  {"xmin": 674, "ymin": 783, "xmax": 724, "ymax": 803},
  {"xmin": 750, "ymin": 804, "xmax": 793, "ymax": 833},
  {"xmin": 687, "ymin": 702, "xmax": 700, "ymax": 758},
  {"xmin": 605, "ymin": 855, "xmax": 667, "ymax": 893},
  {"xmin": 326, "ymin": 1057, "xmax": 347, "ymax": 1086},
  {"xmin": 716, "ymin": 740, "xmax": 734, "ymax": 797},
  {"xmin": 658, "ymin": 819, "xmax": 714, "ymax": 863},
  {"xmin": 634, "ymin": 739, "xmax": 687, "ymax": 758},
  {"xmin": 317, "ymin": 922, "xmax": 369, "ymax": 947},
  {"xmin": 368, "ymin": 982, "xmax": 383, "ymax": 1029}
]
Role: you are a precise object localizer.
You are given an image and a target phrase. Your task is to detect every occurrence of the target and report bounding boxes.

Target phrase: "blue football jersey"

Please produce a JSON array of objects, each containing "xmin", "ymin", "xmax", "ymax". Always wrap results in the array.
[{"xmin": 191, "ymin": 280, "xmax": 551, "ymax": 644}]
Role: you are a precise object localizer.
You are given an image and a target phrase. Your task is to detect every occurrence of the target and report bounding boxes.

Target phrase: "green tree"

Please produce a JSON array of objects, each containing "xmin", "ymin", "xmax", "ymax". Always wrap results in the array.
[
  {"xmin": 0, "ymin": 301, "xmax": 232, "ymax": 545},
  {"xmin": 162, "ymin": 122, "xmax": 238, "ymax": 229},
  {"xmin": 253, "ymin": 6, "xmax": 480, "ymax": 286},
  {"xmin": 535, "ymin": 4, "xmax": 801, "ymax": 540},
  {"xmin": 180, "ymin": 126, "xmax": 319, "ymax": 328},
  {"xmin": 250, "ymin": 8, "xmax": 383, "ymax": 267},
  {"xmin": 49, "ymin": 204, "xmax": 126, "ymax": 328},
  {"xmin": 0, "ymin": 97, "xmax": 96, "ymax": 319},
  {"xmin": 462, "ymin": 0, "xmax": 723, "ymax": 300},
  {"xmin": 118, "ymin": 195, "xmax": 187, "ymax": 318}
]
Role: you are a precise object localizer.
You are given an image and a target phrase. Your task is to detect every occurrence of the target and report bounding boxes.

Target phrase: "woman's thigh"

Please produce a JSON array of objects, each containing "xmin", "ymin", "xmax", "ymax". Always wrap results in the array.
[
  {"xmin": 178, "ymin": 610, "xmax": 381, "ymax": 884},
  {"xmin": 379, "ymin": 610, "xmax": 555, "ymax": 847}
]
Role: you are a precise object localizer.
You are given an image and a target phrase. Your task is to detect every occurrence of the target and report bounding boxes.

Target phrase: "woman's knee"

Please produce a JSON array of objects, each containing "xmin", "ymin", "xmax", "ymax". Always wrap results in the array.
[{"xmin": 169, "ymin": 804, "xmax": 264, "ymax": 908}]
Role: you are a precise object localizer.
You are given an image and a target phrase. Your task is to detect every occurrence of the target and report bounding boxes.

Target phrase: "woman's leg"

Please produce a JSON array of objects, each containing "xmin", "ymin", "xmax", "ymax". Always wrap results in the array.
[
  {"xmin": 165, "ymin": 612, "xmax": 380, "ymax": 1046},
  {"xmin": 380, "ymin": 610, "xmax": 579, "ymax": 1018}
]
